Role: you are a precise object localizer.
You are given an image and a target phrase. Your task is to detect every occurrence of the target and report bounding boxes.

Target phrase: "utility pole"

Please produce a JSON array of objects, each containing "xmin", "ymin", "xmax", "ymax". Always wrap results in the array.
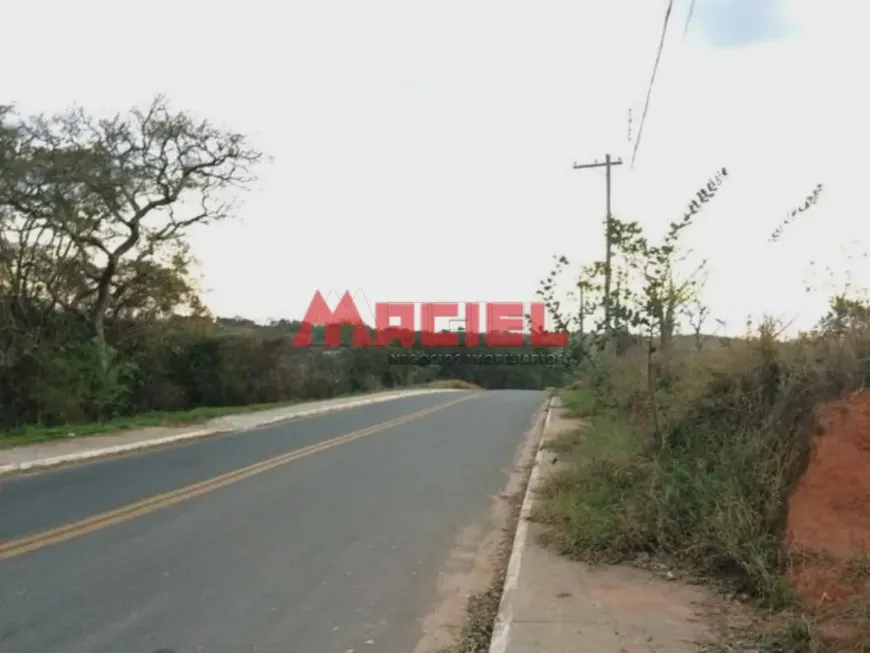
[{"xmin": 573, "ymin": 154, "xmax": 623, "ymax": 337}]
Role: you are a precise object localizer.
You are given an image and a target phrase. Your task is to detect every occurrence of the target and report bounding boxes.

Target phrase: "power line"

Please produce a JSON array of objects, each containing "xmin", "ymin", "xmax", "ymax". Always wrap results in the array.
[
  {"xmin": 684, "ymin": 0, "xmax": 697, "ymax": 37},
  {"xmin": 630, "ymin": 0, "xmax": 674, "ymax": 170}
]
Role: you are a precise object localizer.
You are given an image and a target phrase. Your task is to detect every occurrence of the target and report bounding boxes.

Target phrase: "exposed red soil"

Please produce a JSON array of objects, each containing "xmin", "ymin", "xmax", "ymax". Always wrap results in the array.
[{"xmin": 786, "ymin": 393, "xmax": 870, "ymax": 613}]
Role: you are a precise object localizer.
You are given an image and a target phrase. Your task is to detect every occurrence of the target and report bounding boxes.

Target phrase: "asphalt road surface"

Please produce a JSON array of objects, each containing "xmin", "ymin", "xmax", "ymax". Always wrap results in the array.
[{"xmin": 0, "ymin": 389, "xmax": 546, "ymax": 653}]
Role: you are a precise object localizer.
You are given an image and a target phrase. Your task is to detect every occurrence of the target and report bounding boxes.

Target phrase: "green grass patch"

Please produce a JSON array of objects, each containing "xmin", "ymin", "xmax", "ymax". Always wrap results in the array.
[
  {"xmin": 535, "ymin": 404, "xmax": 795, "ymax": 608},
  {"xmin": 543, "ymin": 426, "xmax": 585, "ymax": 455},
  {"xmin": 558, "ymin": 385, "xmax": 596, "ymax": 417},
  {"xmin": 536, "ymin": 410, "xmax": 653, "ymax": 561},
  {"xmin": 0, "ymin": 400, "xmax": 306, "ymax": 449}
]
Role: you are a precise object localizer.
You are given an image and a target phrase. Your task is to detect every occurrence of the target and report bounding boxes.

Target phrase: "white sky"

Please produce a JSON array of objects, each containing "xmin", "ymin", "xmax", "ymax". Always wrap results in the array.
[{"xmin": 3, "ymin": 0, "xmax": 868, "ymax": 336}]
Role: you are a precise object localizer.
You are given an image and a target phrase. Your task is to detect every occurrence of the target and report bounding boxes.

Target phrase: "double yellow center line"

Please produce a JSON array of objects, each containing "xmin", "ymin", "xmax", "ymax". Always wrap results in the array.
[{"xmin": 0, "ymin": 393, "xmax": 479, "ymax": 560}]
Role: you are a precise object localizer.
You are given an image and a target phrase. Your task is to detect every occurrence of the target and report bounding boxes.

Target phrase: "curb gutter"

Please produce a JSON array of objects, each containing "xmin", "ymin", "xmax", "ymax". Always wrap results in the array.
[
  {"xmin": 487, "ymin": 394, "xmax": 554, "ymax": 653},
  {"xmin": 0, "ymin": 388, "xmax": 463, "ymax": 477}
]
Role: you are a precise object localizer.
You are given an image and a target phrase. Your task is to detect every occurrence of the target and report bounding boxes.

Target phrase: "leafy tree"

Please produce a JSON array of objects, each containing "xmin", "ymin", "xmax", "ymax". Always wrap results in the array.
[
  {"xmin": 817, "ymin": 295, "xmax": 870, "ymax": 337},
  {"xmin": 0, "ymin": 96, "xmax": 262, "ymax": 381}
]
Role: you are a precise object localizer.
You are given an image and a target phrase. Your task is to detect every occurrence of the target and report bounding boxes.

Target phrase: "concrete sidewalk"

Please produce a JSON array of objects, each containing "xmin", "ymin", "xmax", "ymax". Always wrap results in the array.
[
  {"xmin": 489, "ymin": 398, "xmax": 717, "ymax": 653},
  {"xmin": 0, "ymin": 387, "xmax": 462, "ymax": 476}
]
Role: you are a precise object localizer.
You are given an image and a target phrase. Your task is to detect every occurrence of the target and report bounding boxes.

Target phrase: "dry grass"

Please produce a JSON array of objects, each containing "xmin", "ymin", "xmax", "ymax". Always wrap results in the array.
[{"xmin": 537, "ymin": 328, "xmax": 870, "ymax": 652}]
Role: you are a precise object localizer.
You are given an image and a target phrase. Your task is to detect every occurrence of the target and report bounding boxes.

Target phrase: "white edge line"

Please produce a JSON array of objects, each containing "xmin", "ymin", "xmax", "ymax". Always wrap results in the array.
[
  {"xmin": 0, "ymin": 388, "xmax": 463, "ymax": 476},
  {"xmin": 488, "ymin": 396, "xmax": 553, "ymax": 653}
]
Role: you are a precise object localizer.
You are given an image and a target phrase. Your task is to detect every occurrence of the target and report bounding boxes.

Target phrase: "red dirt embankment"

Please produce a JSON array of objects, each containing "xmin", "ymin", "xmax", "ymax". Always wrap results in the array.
[{"xmin": 786, "ymin": 392, "xmax": 870, "ymax": 609}]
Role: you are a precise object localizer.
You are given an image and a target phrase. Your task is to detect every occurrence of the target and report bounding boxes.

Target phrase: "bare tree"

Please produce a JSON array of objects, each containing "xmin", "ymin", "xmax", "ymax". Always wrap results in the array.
[{"xmin": 686, "ymin": 298, "xmax": 710, "ymax": 351}]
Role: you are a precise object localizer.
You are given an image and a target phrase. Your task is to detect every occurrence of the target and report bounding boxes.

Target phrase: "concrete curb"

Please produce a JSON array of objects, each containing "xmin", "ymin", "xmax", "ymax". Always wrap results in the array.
[
  {"xmin": 0, "ymin": 388, "xmax": 462, "ymax": 477},
  {"xmin": 487, "ymin": 394, "xmax": 554, "ymax": 653}
]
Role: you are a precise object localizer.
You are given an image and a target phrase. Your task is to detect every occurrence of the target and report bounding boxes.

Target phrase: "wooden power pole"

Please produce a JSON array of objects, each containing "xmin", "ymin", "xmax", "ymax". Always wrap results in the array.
[{"xmin": 573, "ymin": 154, "xmax": 623, "ymax": 336}]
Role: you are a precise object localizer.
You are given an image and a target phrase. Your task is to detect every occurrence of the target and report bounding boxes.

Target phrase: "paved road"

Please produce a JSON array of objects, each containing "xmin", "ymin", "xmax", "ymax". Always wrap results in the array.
[{"xmin": 0, "ymin": 389, "xmax": 546, "ymax": 653}]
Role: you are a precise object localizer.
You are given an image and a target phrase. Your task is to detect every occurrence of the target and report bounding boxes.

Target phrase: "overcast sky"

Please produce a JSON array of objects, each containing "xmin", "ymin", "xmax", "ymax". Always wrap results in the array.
[{"xmin": 3, "ymin": 0, "xmax": 867, "ymax": 335}]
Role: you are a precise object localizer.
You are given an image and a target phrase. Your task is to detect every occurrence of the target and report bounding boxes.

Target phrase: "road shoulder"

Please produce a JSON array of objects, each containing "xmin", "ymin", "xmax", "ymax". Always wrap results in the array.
[
  {"xmin": 415, "ymin": 395, "xmax": 549, "ymax": 653},
  {"xmin": 488, "ymin": 397, "xmax": 723, "ymax": 653}
]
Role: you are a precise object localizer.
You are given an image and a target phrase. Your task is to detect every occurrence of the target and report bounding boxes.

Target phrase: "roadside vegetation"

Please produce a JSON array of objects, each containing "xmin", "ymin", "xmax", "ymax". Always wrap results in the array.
[
  {"xmin": 0, "ymin": 97, "xmax": 568, "ymax": 448},
  {"xmin": 536, "ymin": 173, "xmax": 870, "ymax": 651},
  {"xmin": 0, "ymin": 379, "xmax": 483, "ymax": 449}
]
